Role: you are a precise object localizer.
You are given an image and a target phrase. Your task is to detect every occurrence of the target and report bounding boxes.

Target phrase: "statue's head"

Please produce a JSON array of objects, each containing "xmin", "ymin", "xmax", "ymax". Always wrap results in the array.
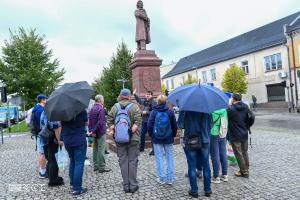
[{"xmin": 137, "ymin": 0, "xmax": 143, "ymax": 9}]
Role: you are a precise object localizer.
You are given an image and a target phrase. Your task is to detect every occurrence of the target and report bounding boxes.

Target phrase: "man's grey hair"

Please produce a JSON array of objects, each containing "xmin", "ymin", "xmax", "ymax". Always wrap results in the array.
[{"xmin": 95, "ymin": 95, "xmax": 104, "ymax": 103}]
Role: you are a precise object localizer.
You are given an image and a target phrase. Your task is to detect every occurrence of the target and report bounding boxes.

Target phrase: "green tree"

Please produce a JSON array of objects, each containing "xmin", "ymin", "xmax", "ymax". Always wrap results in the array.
[
  {"xmin": 0, "ymin": 27, "xmax": 65, "ymax": 107},
  {"xmin": 161, "ymin": 83, "xmax": 167, "ymax": 93},
  {"xmin": 221, "ymin": 64, "xmax": 248, "ymax": 94},
  {"xmin": 183, "ymin": 73, "xmax": 197, "ymax": 85},
  {"xmin": 92, "ymin": 42, "xmax": 133, "ymax": 109}
]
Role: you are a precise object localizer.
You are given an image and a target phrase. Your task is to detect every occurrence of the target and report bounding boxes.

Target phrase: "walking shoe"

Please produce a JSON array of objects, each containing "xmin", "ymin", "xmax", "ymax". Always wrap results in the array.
[
  {"xmin": 38, "ymin": 172, "xmax": 47, "ymax": 179},
  {"xmin": 166, "ymin": 180, "xmax": 173, "ymax": 185},
  {"xmin": 156, "ymin": 178, "xmax": 165, "ymax": 185},
  {"xmin": 72, "ymin": 188, "xmax": 88, "ymax": 196},
  {"xmin": 48, "ymin": 180, "xmax": 64, "ymax": 187},
  {"xmin": 212, "ymin": 177, "xmax": 221, "ymax": 184},
  {"xmin": 149, "ymin": 151, "xmax": 155, "ymax": 156},
  {"xmin": 124, "ymin": 188, "xmax": 131, "ymax": 193},
  {"xmin": 235, "ymin": 171, "xmax": 249, "ymax": 178},
  {"xmin": 221, "ymin": 175, "xmax": 228, "ymax": 182},
  {"xmin": 105, "ymin": 150, "xmax": 110, "ymax": 154},
  {"xmin": 205, "ymin": 191, "xmax": 212, "ymax": 197},
  {"xmin": 99, "ymin": 168, "xmax": 112, "ymax": 173},
  {"xmin": 130, "ymin": 186, "xmax": 139, "ymax": 193},
  {"xmin": 188, "ymin": 190, "xmax": 199, "ymax": 198}
]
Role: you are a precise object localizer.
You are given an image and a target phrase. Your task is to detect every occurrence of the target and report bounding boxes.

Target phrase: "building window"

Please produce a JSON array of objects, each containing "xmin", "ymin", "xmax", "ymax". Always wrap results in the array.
[
  {"xmin": 166, "ymin": 80, "xmax": 170, "ymax": 90},
  {"xmin": 264, "ymin": 53, "xmax": 282, "ymax": 72},
  {"xmin": 241, "ymin": 60, "xmax": 249, "ymax": 74},
  {"xmin": 181, "ymin": 76, "xmax": 185, "ymax": 84},
  {"xmin": 202, "ymin": 71, "xmax": 207, "ymax": 83},
  {"xmin": 298, "ymin": 45, "xmax": 300, "ymax": 61},
  {"xmin": 210, "ymin": 68, "xmax": 216, "ymax": 81},
  {"xmin": 170, "ymin": 79, "xmax": 174, "ymax": 89}
]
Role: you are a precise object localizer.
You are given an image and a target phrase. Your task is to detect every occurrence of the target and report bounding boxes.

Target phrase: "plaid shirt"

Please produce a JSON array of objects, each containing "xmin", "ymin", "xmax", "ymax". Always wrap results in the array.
[{"xmin": 88, "ymin": 103, "xmax": 107, "ymax": 137}]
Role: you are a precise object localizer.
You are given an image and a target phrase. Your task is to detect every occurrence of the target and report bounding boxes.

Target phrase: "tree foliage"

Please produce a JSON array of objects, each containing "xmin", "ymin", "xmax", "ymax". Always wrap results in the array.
[
  {"xmin": 183, "ymin": 73, "xmax": 197, "ymax": 85},
  {"xmin": 221, "ymin": 64, "xmax": 248, "ymax": 94},
  {"xmin": 92, "ymin": 42, "xmax": 133, "ymax": 109},
  {"xmin": 161, "ymin": 83, "xmax": 167, "ymax": 93},
  {"xmin": 0, "ymin": 27, "xmax": 65, "ymax": 107}
]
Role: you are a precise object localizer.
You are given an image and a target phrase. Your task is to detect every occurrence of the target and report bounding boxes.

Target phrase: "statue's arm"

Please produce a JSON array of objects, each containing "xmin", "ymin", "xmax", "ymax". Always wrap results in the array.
[{"xmin": 135, "ymin": 10, "xmax": 149, "ymax": 21}]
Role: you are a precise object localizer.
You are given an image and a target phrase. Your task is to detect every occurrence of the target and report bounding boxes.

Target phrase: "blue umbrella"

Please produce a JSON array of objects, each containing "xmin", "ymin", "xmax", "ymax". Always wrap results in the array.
[{"xmin": 168, "ymin": 83, "xmax": 229, "ymax": 113}]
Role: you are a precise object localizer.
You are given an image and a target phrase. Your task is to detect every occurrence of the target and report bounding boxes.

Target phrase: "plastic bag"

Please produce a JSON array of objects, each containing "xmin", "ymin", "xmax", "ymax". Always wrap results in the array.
[
  {"xmin": 56, "ymin": 147, "xmax": 69, "ymax": 171},
  {"xmin": 227, "ymin": 142, "xmax": 238, "ymax": 166}
]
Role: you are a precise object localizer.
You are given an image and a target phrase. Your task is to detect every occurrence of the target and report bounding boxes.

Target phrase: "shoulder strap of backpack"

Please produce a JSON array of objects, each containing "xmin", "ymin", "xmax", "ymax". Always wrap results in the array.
[
  {"xmin": 124, "ymin": 103, "xmax": 133, "ymax": 112},
  {"xmin": 115, "ymin": 103, "xmax": 122, "ymax": 111},
  {"xmin": 213, "ymin": 113, "xmax": 221, "ymax": 125}
]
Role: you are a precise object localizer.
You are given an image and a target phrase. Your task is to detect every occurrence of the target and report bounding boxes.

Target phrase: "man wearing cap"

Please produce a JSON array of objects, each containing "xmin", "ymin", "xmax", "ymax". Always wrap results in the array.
[
  {"xmin": 32, "ymin": 94, "xmax": 48, "ymax": 178},
  {"xmin": 108, "ymin": 89, "xmax": 142, "ymax": 193}
]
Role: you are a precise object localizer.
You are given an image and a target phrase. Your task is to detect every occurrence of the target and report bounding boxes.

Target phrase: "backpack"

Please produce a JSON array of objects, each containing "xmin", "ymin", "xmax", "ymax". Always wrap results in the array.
[
  {"xmin": 153, "ymin": 111, "xmax": 172, "ymax": 140},
  {"xmin": 247, "ymin": 109, "xmax": 255, "ymax": 132},
  {"xmin": 212, "ymin": 114, "xmax": 228, "ymax": 138},
  {"xmin": 29, "ymin": 109, "xmax": 39, "ymax": 138},
  {"xmin": 114, "ymin": 103, "xmax": 133, "ymax": 143}
]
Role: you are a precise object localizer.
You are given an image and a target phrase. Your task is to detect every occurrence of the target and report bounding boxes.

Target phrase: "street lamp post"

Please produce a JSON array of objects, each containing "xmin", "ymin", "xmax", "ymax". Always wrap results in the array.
[{"xmin": 117, "ymin": 79, "xmax": 128, "ymax": 89}]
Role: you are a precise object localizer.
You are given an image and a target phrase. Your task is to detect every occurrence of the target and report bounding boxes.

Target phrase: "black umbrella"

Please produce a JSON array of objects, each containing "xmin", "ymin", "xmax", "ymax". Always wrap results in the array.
[{"xmin": 45, "ymin": 81, "xmax": 94, "ymax": 121}]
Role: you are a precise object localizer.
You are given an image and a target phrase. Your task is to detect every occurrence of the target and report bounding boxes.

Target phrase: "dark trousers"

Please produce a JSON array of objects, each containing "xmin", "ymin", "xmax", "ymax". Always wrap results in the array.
[
  {"xmin": 44, "ymin": 141, "xmax": 59, "ymax": 184},
  {"xmin": 117, "ymin": 140, "xmax": 139, "ymax": 191},
  {"xmin": 140, "ymin": 121, "xmax": 148, "ymax": 152},
  {"xmin": 231, "ymin": 140, "xmax": 249, "ymax": 174}
]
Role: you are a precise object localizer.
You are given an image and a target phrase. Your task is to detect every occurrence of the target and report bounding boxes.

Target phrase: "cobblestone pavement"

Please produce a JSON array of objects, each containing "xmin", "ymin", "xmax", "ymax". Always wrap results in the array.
[{"xmin": 0, "ymin": 112, "xmax": 300, "ymax": 200}]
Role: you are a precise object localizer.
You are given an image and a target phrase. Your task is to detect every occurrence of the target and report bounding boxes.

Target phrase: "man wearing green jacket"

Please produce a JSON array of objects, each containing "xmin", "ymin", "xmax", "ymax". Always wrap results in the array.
[{"xmin": 107, "ymin": 89, "xmax": 142, "ymax": 194}]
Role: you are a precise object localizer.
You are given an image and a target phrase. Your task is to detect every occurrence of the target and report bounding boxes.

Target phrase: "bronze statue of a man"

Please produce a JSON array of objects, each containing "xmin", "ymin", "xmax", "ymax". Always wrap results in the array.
[{"xmin": 135, "ymin": 0, "xmax": 151, "ymax": 50}]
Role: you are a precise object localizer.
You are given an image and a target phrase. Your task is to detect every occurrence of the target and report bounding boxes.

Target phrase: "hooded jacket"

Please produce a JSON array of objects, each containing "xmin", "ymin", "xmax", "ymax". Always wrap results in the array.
[
  {"xmin": 227, "ymin": 102, "xmax": 249, "ymax": 141},
  {"xmin": 147, "ymin": 104, "xmax": 177, "ymax": 144}
]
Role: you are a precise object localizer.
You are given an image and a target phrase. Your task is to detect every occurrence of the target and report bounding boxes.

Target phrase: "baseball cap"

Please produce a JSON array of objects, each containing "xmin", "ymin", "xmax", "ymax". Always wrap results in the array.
[
  {"xmin": 37, "ymin": 94, "xmax": 48, "ymax": 101},
  {"xmin": 119, "ymin": 89, "xmax": 131, "ymax": 97}
]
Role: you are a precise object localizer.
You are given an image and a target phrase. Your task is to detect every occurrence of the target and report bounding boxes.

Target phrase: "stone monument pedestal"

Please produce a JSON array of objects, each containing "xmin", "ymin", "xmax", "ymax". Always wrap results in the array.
[
  {"xmin": 106, "ymin": 50, "xmax": 181, "ymax": 153},
  {"xmin": 130, "ymin": 50, "xmax": 162, "ymax": 97}
]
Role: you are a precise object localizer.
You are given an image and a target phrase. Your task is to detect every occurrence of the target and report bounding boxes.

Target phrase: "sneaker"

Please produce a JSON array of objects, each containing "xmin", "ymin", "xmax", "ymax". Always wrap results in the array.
[
  {"xmin": 130, "ymin": 186, "xmax": 139, "ymax": 193},
  {"xmin": 221, "ymin": 175, "xmax": 228, "ymax": 182},
  {"xmin": 234, "ymin": 171, "xmax": 249, "ymax": 178},
  {"xmin": 149, "ymin": 151, "xmax": 155, "ymax": 156},
  {"xmin": 72, "ymin": 188, "xmax": 88, "ymax": 196},
  {"xmin": 212, "ymin": 177, "xmax": 221, "ymax": 184},
  {"xmin": 38, "ymin": 172, "xmax": 47, "ymax": 179},
  {"xmin": 188, "ymin": 190, "xmax": 199, "ymax": 198},
  {"xmin": 99, "ymin": 168, "xmax": 112, "ymax": 173},
  {"xmin": 156, "ymin": 178, "xmax": 165, "ymax": 185},
  {"xmin": 105, "ymin": 150, "xmax": 110, "ymax": 154},
  {"xmin": 166, "ymin": 180, "xmax": 173, "ymax": 185}
]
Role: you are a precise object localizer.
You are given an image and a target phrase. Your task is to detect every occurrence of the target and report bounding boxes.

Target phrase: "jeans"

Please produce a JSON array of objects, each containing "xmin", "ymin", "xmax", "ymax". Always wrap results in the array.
[
  {"xmin": 93, "ymin": 136, "xmax": 106, "ymax": 170},
  {"xmin": 210, "ymin": 135, "xmax": 228, "ymax": 178},
  {"xmin": 231, "ymin": 140, "xmax": 249, "ymax": 174},
  {"xmin": 153, "ymin": 143, "xmax": 174, "ymax": 182},
  {"xmin": 139, "ymin": 121, "xmax": 148, "ymax": 152},
  {"xmin": 44, "ymin": 141, "xmax": 59, "ymax": 184},
  {"xmin": 65, "ymin": 144, "xmax": 87, "ymax": 191},
  {"xmin": 184, "ymin": 143, "xmax": 211, "ymax": 194}
]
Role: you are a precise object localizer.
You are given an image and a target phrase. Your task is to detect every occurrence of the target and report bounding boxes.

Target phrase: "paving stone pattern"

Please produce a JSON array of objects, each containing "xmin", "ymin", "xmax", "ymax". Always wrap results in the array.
[{"xmin": 0, "ymin": 113, "xmax": 300, "ymax": 199}]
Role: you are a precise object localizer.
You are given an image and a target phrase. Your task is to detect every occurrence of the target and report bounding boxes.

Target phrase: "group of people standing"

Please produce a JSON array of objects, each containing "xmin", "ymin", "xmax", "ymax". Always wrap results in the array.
[{"xmin": 31, "ymin": 88, "xmax": 253, "ymax": 198}]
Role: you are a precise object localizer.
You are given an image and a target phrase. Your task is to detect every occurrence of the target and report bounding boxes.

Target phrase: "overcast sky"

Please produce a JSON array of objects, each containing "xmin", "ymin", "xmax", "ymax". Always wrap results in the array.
[{"xmin": 0, "ymin": 0, "xmax": 299, "ymax": 84}]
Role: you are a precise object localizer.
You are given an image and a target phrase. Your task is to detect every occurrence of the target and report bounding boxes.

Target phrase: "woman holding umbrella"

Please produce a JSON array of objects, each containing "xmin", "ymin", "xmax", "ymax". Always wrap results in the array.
[{"xmin": 45, "ymin": 81, "xmax": 94, "ymax": 196}]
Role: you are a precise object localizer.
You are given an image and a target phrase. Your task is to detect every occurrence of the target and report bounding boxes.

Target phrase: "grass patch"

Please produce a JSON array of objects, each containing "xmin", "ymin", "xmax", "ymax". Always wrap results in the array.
[{"xmin": 2, "ymin": 120, "xmax": 30, "ymax": 133}]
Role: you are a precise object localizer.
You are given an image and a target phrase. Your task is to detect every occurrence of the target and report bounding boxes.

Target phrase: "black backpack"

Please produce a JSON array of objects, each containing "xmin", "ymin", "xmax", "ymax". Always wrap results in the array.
[
  {"xmin": 30, "ymin": 109, "xmax": 39, "ymax": 138},
  {"xmin": 247, "ymin": 109, "xmax": 255, "ymax": 134}
]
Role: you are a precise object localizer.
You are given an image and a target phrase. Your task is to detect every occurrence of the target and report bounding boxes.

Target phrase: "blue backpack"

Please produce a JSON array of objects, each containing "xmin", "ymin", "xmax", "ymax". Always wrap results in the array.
[
  {"xmin": 114, "ymin": 103, "xmax": 133, "ymax": 143},
  {"xmin": 154, "ymin": 111, "xmax": 172, "ymax": 140}
]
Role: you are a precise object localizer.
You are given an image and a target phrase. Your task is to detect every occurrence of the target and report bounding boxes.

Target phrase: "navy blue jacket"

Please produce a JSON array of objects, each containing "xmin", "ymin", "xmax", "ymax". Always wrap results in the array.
[
  {"xmin": 147, "ymin": 104, "xmax": 177, "ymax": 144},
  {"xmin": 178, "ymin": 111, "xmax": 212, "ymax": 144},
  {"xmin": 61, "ymin": 111, "xmax": 88, "ymax": 148},
  {"xmin": 227, "ymin": 102, "xmax": 249, "ymax": 142}
]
